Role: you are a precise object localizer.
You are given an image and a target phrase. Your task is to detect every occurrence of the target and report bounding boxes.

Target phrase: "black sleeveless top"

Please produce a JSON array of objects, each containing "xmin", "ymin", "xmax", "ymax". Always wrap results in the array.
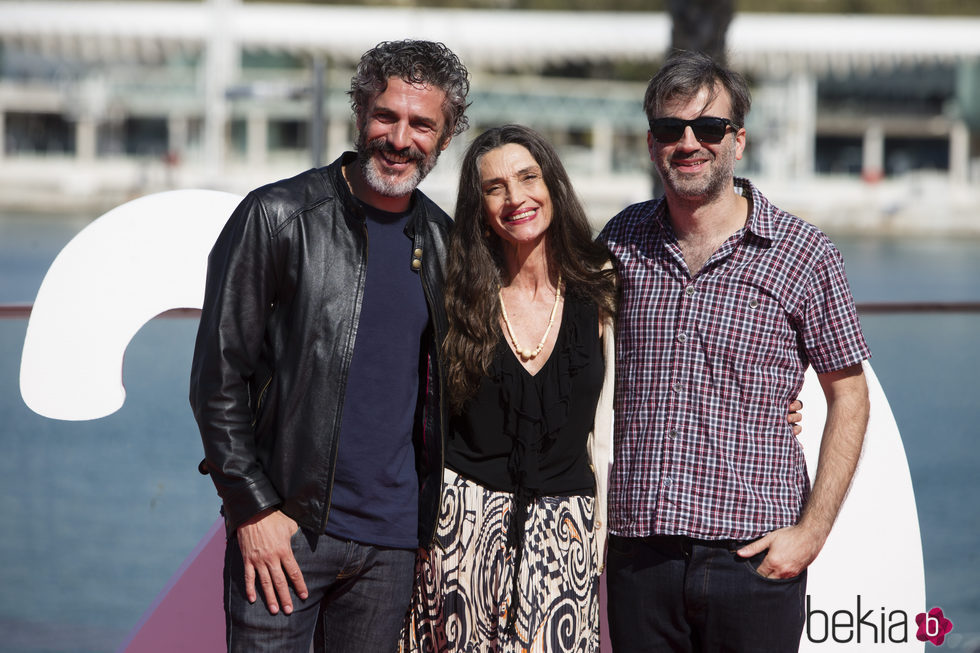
[{"xmin": 445, "ymin": 293, "xmax": 604, "ymax": 500}]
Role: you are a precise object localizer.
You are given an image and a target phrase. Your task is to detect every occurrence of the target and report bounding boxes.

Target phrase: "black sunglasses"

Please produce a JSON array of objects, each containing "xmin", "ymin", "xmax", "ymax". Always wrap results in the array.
[{"xmin": 649, "ymin": 117, "xmax": 738, "ymax": 144}]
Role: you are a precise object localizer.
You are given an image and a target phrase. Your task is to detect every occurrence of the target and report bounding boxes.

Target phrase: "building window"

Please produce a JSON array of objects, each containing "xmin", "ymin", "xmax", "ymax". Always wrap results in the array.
[
  {"xmin": 815, "ymin": 136, "xmax": 863, "ymax": 175},
  {"xmin": 269, "ymin": 119, "xmax": 307, "ymax": 151},
  {"xmin": 5, "ymin": 112, "xmax": 74, "ymax": 154},
  {"xmin": 123, "ymin": 117, "xmax": 168, "ymax": 156},
  {"xmin": 885, "ymin": 137, "xmax": 949, "ymax": 175}
]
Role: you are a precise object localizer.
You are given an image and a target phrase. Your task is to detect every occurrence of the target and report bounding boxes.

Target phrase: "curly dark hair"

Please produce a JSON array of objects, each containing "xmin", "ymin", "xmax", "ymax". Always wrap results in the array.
[
  {"xmin": 443, "ymin": 124, "xmax": 617, "ymax": 413},
  {"xmin": 349, "ymin": 39, "xmax": 470, "ymax": 141}
]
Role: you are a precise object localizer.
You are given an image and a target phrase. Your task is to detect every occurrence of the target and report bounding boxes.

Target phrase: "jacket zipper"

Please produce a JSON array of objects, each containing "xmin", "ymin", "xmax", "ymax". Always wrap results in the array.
[{"xmin": 249, "ymin": 375, "xmax": 274, "ymax": 427}]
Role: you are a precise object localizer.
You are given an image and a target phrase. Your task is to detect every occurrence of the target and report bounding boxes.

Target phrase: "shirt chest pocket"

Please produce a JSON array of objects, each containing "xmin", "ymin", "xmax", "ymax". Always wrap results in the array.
[{"xmin": 695, "ymin": 284, "xmax": 795, "ymax": 372}]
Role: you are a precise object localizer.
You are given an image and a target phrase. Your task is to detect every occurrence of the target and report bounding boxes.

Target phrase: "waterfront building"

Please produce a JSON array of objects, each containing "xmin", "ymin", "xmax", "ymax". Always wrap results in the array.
[{"xmin": 1, "ymin": 0, "xmax": 978, "ymax": 231}]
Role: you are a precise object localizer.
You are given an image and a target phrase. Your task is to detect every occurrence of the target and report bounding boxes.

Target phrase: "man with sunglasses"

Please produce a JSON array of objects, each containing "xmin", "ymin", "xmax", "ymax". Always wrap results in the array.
[{"xmin": 598, "ymin": 51, "xmax": 871, "ymax": 651}]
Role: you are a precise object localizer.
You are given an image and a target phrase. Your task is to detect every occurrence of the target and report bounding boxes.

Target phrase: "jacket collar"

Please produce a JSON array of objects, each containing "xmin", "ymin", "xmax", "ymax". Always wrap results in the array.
[{"xmin": 326, "ymin": 151, "xmax": 431, "ymax": 239}]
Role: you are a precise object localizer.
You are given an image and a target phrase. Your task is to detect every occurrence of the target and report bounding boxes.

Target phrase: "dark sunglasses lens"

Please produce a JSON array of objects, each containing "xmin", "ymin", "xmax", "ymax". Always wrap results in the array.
[
  {"xmin": 652, "ymin": 118, "xmax": 731, "ymax": 143},
  {"xmin": 691, "ymin": 119, "xmax": 728, "ymax": 143},
  {"xmin": 652, "ymin": 120, "xmax": 685, "ymax": 143}
]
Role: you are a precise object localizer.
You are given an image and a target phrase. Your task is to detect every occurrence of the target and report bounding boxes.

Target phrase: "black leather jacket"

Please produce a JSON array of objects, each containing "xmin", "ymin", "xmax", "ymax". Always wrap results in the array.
[{"xmin": 189, "ymin": 152, "xmax": 450, "ymax": 546}]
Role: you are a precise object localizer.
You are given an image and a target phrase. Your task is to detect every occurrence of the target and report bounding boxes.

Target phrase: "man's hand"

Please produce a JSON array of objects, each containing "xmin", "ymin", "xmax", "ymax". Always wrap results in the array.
[
  {"xmin": 787, "ymin": 399, "xmax": 803, "ymax": 436},
  {"xmin": 736, "ymin": 525, "xmax": 821, "ymax": 579},
  {"xmin": 237, "ymin": 508, "xmax": 309, "ymax": 615}
]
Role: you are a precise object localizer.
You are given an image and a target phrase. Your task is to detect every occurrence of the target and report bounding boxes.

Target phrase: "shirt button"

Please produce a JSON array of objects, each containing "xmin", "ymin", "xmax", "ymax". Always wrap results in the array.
[
  {"xmin": 677, "ymin": 332, "xmax": 687, "ymax": 344},
  {"xmin": 749, "ymin": 298, "xmax": 760, "ymax": 308},
  {"xmin": 411, "ymin": 259, "xmax": 422, "ymax": 270},
  {"xmin": 667, "ymin": 428, "xmax": 678, "ymax": 439},
  {"xmin": 671, "ymin": 382, "xmax": 682, "ymax": 393},
  {"xmin": 663, "ymin": 476, "xmax": 673, "ymax": 487},
  {"xmin": 413, "ymin": 248, "xmax": 423, "ymax": 258},
  {"xmin": 685, "ymin": 285, "xmax": 696, "ymax": 296}
]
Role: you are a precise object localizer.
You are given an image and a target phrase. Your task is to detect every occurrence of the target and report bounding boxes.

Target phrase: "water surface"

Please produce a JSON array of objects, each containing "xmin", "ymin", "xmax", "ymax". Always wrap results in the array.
[{"xmin": 1, "ymin": 216, "xmax": 978, "ymax": 651}]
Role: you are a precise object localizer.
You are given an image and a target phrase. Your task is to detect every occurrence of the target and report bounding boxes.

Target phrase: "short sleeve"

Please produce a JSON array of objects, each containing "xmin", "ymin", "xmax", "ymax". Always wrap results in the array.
[{"xmin": 798, "ymin": 243, "xmax": 871, "ymax": 374}]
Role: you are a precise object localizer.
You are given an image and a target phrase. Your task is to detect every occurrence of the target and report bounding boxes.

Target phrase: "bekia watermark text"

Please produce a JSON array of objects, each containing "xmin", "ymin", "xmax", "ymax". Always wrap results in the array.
[{"xmin": 806, "ymin": 596, "xmax": 954, "ymax": 646}]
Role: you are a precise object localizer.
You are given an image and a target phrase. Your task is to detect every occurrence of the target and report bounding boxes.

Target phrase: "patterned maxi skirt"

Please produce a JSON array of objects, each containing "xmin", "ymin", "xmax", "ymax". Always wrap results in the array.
[{"xmin": 402, "ymin": 468, "xmax": 600, "ymax": 653}]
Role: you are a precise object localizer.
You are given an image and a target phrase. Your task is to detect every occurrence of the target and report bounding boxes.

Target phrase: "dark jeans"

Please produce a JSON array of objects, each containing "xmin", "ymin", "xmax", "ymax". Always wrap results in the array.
[
  {"xmin": 606, "ymin": 535, "xmax": 806, "ymax": 653},
  {"xmin": 224, "ymin": 529, "xmax": 416, "ymax": 653}
]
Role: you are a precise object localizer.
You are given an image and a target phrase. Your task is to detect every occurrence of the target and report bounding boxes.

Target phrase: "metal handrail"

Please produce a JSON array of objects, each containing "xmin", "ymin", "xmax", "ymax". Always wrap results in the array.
[
  {"xmin": 0, "ymin": 305, "xmax": 200, "ymax": 318},
  {"xmin": 853, "ymin": 302, "xmax": 980, "ymax": 314}
]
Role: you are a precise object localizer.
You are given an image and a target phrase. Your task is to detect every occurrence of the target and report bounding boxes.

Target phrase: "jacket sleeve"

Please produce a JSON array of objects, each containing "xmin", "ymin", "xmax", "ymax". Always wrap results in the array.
[{"xmin": 189, "ymin": 192, "xmax": 283, "ymax": 530}]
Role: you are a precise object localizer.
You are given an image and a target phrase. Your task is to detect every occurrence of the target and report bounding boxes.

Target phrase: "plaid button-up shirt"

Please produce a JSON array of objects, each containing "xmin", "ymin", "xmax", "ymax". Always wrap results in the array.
[{"xmin": 599, "ymin": 178, "xmax": 870, "ymax": 540}]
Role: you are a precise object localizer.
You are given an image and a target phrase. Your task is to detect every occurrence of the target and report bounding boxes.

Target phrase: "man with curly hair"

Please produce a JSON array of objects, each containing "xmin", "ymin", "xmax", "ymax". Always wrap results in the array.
[{"xmin": 190, "ymin": 40, "xmax": 469, "ymax": 652}]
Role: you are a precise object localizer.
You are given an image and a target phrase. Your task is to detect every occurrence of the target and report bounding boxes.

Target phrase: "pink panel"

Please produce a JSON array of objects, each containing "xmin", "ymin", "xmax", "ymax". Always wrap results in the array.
[{"xmin": 118, "ymin": 518, "xmax": 226, "ymax": 652}]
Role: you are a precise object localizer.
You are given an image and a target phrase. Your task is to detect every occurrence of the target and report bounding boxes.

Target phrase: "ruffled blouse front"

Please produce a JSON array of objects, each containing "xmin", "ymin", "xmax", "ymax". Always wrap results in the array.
[
  {"xmin": 445, "ymin": 293, "xmax": 605, "ymax": 631},
  {"xmin": 445, "ymin": 293, "xmax": 604, "ymax": 501}
]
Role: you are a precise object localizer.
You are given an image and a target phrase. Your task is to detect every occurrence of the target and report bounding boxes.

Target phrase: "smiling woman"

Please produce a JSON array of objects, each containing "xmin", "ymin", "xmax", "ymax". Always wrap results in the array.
[
  {"xmin": 401, "ymin": 124, "xmax": 618, "ymax": 653},
  {"xmin": 480, "ymin": 142, "xmax": 554, "ymax": 260}
]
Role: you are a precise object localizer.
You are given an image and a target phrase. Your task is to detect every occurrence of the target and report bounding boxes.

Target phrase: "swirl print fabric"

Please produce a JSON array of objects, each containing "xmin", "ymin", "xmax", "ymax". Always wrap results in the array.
[{"xmin": 402, "ymin": 468, "xmax": 600, "ymax": 653}]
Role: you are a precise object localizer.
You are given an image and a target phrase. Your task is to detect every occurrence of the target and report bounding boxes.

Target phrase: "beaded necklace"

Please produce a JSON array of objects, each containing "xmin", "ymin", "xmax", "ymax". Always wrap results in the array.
[{"xmin": 498, "ymin": 273, "xmax": 562, "ymax": 362}]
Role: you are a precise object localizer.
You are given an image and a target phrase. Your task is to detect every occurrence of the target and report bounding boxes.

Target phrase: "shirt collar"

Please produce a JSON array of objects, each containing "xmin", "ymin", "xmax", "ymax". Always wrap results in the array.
[
  {"xmin": 735, "ymin": 177, "xmax": 775, "ymax": 245},
  {"xmin": 646, "ymin": 177, "xmax": 775, "ymax": 246},
  {"xmin": 647, "ymin": 196, "xmax": 672, "ymax": 238}
]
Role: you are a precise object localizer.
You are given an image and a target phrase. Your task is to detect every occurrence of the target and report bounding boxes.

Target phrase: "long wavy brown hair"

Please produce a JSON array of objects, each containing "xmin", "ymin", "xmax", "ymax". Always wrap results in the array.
[{"xmin": 444, "ymin": 124, "xmax": 617, "ymax": 413}]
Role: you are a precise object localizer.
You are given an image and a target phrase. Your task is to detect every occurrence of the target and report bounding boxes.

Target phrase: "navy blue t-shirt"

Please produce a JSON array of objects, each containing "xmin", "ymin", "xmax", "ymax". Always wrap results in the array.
[{"xmin": 325, "ymin": 203, "xmax": 429, "ymax": 549}]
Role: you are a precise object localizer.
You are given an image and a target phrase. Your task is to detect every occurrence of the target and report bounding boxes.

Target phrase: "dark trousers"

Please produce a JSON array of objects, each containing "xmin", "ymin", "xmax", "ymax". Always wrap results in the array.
[
  {"xmin": 224, "ymin": 529, "xmax": 416, "ymax": 653},
  {"xmin": 606, "ymin": 535, "xmax": 806, "ymax": 653}
]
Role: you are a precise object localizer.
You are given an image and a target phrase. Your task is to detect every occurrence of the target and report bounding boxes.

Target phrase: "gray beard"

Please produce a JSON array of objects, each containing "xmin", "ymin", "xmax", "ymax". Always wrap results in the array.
[
  {"xmin": 356, "ymin": 137, "xmax": 440, "ymax": 198},
  {"xmin": 662, "ymin": 167, "xmax": 727, "ymax": 201},
  {"xmin": 659, "ymin": 143, "xmax": 736, "ymax": 203}
]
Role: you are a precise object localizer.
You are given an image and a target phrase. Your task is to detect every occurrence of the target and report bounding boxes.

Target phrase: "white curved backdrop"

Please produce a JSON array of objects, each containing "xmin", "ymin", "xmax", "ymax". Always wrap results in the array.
[
  {"xmin": 19, "ymin": 190, "xmax": 925, "ymax": 651},
  {"xmin": 796, "ymin": 363, "xmax": 925, "ymax": 651},
  {"xmin": 19, "ymin": 189, "xmax": 242, "ymax": 420}
]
